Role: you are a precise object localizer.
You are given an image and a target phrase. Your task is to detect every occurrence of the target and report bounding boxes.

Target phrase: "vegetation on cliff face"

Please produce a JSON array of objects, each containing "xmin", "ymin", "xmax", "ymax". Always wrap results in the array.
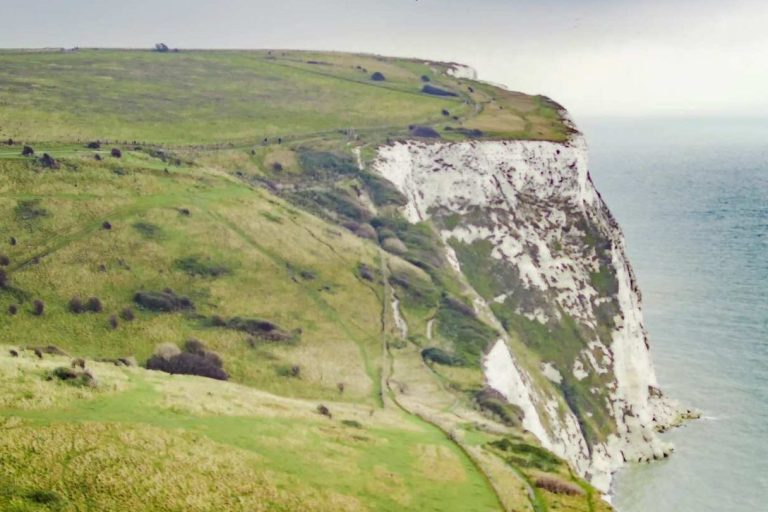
[{"xmin": 0, "ymin": 49, "xmax": 605, "ymax": 511}]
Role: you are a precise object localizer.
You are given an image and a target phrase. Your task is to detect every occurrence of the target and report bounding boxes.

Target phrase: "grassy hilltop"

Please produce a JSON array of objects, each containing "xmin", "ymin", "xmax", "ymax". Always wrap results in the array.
[{"xmin": 0, "ymin": 49, "xmax": 605, "ymax": 512}]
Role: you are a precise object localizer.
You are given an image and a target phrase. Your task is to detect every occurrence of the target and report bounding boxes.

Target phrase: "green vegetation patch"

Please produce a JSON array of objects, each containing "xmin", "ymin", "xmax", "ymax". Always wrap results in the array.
[
  {"xmin": 436, "ymin": 295, "xmax": 498, "ymax": 366},
  {"xmin": 174, "ymin": 255, "xmax": 231, "ymax": 278},
  {"xmin": 488, "ymin": 437, "xmax": 562, "ymax": 472},
  {"xmin": 14, "ymin": 199, "xmax": 49, "ymax": 222}
]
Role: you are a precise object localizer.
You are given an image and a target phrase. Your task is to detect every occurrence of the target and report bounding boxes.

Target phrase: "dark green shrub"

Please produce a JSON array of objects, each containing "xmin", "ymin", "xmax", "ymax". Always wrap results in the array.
[
  {"xmin": 358, "ymin": 172, "xmax": 407, "ymax": 206},
  {"xmin": 133, "ymin": 290, "xmax": 194, "ymax": 312},
  {"xmin": 225, "ymin": 317, "xmax": 296, "ymax": 342},
  {"xmin": 421, "ymin": 347, "xmax": 464, "ymax": 366},
  {"xmin": 146, "ymin": 352, "xmax": 228, "ymax": 381},
  {"xmin": 436, "ymin": 294, "xmax": 498, "ymax": 364},
  {"xmin": 474, "ymin": 387, "xmax": 524, "ymax": 427},
  {"xmin": 409, "ymin": 125, "xmax": 441, "ymax": 138},
  {"xmin": 32, "ymin": 299, "xmax": 44, "ymax": 316},
  {"xmin": 370, "ymin": 71, "xmax": 386, "ymax": 81},
  {"xmin": 68, "ymin": 297, "xmax": 84, "ymax": 313},
  {"xmin": 85, "ymin": 297, "xmax": 103, "ymax": 312},
  {"xmin": 25, "ymin": 489, "xmax": 62, "ymax": 505},
  {"xmin": 14, "ymin": 199, "xmax": 49, "ymax": 221},
  {"xmin": 132, "ymin": 222, "xmax": 164, "ymax": 239},
  {"xmin": 174, "ymin": 255, "xmax": 230, "ymax": 278},
  {"xmin": 297, "ymin": 149, "xmax": 358, "ymax": 179},
  {"xmin": 488, "ymin": 438, "xmax": 562, "ymax": 472},
  {"xmin": 421, "ymin": 84, "xmax": 458, "ymax": 97}
]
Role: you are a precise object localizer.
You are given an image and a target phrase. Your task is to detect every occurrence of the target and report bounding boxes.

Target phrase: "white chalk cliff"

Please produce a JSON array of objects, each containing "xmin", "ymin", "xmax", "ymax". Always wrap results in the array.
[{"xmin": 373, "ymin": 116, "xmax": 685, "ymax": 492}]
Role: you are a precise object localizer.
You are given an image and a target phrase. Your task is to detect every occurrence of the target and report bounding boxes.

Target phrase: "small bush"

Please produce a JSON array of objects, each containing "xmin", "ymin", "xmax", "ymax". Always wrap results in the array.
[
  {"xmin": 32, "ymin": 299, "xmax": 44, "ymax": 316},
  {"xmin": 534, "ymin": 476, "xmax": 583, "ymax": 496},
  {"xmin": 39, "ymin": 153, "xmax": 59, "ymax": 169},
  {"xmin": 111, "ymin": 148, "xmax": 122, "ymax": 158},
  {"xmin": 276, "ymin": 364, "xmax": 301, "ymax": 378},
  {"xmin": 14, "ymin": 199, "xmax": 49, "ymax": 221},
  {"xmin": 178, "ymin": 208, "xmax": 191, "ymax": 216},
  {"xmin": 370, "ymin": 71, "xmax": 386, "ymax": 81},
  {"xmin": 85, "ymin": 297, "xmax": 103, "ymax": 313},
  {"xmin": 132, "ymin": 222, "xmax": 163, "ymax": 239},
  {"xmin": 86, "ymin": 141, "xmax": 101, "ymax": 149},
  {"xmin": 8, "ymin": 304, "xmax": 17, "ymax": 315},
  {"xmin": 474, "ymin": 387, "xmax": 524, "ymax": 427},
  {"xmin": 297, "ymin": 149, "xmax": 358, "ymax": 179},
  {"xmin": 102, "ymin": 221, "xmax": 112, "ymax": 230},
  {"xmin": 271, "ymin": 162, "xmax": 283, "ymax": 172},
  {"xmin": 358, "ymin": 263, "xmax": 374, "ymax": 281},
  {"xmin": 442, "ymin": 109, "xmax": 450, "ymax": 116},
  {"xmin": 21, "ymin": 145, "xmax": 34, "ymax": 156},
  {"xmin": 317, "ymin": 404, "xmax": 332, "ymax": 418},
  {"xmin": 134, "ymin": 290, "xmax": 194, "ymax": 312},
  {"xmin": 68, "ymin": 297, "xmax": 84, "ymax": 313},
  {"xmin": 0, "ymin": 254, "xmax": 10, "ymax": 266},
  {"xmin": 409, "ymin": 125, "xmax": 441, "ymax": 138},
  {"xmin": 119, "ymin": 307, "xmax": 135, "ymax": 321},
  {"xmin": 420, "ymin": 75, "xmax": 431, "ymax": 82},
  {"xmin": 146, "ymin": 352, "xmax": 228, "ymax": 380},
  {"xmin": 421, "ymin": 347, "xmax": 464, "ymax": 366},
  {"xmin": 174, "ymin": 255, "xmax": 229, "ymax": 278},
  {"xmin": 226, "ymin": 317, "xmax": 294, "ymax": 341},
  {"xmin": 0, "ymin": 269, "xmax": 7, "ymax": 288},
  {"xmin": 489, "ymin": 438, "xmax": 562, "ymax": 472},
  {"xmin": 9, "ymin": 237, "xmax": 16, "ymax": 246},
  {"xmin": 108, "ymin": 315, "xmax": 118, "ymax": 329},
  {"xmin": 50, "ymin": 367, "xmax": 95, "ymax": 388},
  {"xmin": 421, "ymin": 84, "xmax": 458, "ymax": 97},
  {"xmin": 25, "ymin": 489, "xmax": 63, "ymax": 505},
  {"xmin": 341, "ymin": 419, "xmax": 362, "ymax": 429}
]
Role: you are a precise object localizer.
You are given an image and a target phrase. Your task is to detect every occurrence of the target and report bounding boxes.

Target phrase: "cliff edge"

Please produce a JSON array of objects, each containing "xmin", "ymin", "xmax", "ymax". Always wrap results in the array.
[{"xmin": 375, "ymin": 110, "xmax": 689, "ymax": 491}]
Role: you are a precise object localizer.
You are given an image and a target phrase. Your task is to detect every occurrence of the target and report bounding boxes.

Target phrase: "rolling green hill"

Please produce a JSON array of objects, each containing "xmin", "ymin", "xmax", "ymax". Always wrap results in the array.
[{"xmin": 0, "ymin": 49, "xmax": 605, "ymax": 512}]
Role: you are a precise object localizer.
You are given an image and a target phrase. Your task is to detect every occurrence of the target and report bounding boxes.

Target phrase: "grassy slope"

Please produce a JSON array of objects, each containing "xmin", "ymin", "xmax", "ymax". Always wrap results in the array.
[
  {"xmin": 1, "ymin": 351, "xmax": 500, "ymax": 512},
  {"xmin": 0, "ymin": 49, "xmax": 567, "ymax": 144},
  {"xmin": 0, "ymin": 49, "xmax": 602, "ymax": 511}
]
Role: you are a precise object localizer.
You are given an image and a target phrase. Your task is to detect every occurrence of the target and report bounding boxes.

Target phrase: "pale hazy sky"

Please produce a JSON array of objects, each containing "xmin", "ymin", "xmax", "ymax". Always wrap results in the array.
[{"xmin": 1, "ymin": 0, "xmax": 767, "ymax": 119}]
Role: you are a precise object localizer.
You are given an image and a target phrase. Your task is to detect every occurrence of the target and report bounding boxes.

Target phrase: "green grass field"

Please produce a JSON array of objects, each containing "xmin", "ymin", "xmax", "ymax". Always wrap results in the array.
[
  {"xmin": 0, "ymin": 49, "xmax": 568, "ymax": 145},
  {"xmin": 0, "ymin": 49, "xmax": 604, "ymax": 511}
]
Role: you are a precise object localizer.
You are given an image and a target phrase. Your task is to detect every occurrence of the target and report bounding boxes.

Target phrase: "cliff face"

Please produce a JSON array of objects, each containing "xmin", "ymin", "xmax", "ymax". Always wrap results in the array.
[{"xmin": 374, "ymin": 123, "xmax": 682, "ymax": 491}]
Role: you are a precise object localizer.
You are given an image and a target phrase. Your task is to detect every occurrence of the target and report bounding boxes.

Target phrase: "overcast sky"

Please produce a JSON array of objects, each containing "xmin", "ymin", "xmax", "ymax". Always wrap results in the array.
[{"xmin": 1, "ymin": 0, "xmax": 766, "ymax": 119}]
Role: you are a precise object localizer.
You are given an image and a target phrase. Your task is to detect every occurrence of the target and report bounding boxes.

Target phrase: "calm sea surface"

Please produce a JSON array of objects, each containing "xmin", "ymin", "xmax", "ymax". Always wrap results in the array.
[{"xmin": 580, "ymin": 118, "xmax": 768, "ymax": 511}]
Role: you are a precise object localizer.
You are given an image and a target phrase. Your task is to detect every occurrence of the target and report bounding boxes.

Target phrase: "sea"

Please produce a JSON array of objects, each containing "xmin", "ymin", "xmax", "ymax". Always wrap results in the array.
[{"xmin": 580, "ymin": 117, "xmax": 768, "ymax": 512}]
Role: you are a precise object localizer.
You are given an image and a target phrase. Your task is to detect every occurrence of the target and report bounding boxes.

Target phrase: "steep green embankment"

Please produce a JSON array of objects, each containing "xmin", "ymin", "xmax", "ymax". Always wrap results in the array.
[{"xmin": 0, "ymin": 49, "xmax": 606, "ymax": 512}]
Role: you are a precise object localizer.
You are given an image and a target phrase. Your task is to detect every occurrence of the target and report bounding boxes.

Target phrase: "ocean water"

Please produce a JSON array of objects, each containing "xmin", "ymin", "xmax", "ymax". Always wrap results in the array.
[{"xmin": 580, "ymin": 118, "xmax": 768, "ymax": 512}]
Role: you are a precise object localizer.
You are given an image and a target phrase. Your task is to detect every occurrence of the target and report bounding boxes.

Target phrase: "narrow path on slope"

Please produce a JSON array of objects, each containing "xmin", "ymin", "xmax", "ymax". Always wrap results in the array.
[{"xmin": 377, "ymin": 249, "xmax": 507, "ymax": 512}]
